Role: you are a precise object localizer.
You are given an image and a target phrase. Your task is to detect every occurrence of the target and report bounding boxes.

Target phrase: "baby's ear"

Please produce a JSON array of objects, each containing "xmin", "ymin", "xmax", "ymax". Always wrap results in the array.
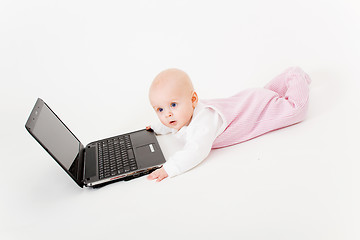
[{"xmin": 191, "ymin": 91, "xmax": 198, "ymax": 107}]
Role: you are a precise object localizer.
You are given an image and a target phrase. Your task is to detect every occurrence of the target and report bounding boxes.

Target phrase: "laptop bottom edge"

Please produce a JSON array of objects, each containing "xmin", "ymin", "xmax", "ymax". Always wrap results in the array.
[{"xmin": 87, "ymin": 166, "xmax": 161, "ymax": 188}]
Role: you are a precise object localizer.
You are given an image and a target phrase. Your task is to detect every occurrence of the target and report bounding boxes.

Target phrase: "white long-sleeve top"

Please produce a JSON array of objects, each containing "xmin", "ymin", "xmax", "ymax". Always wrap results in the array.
[{"xmin": 151, "ymin": 102, "xmax": 227, "ymax": 177}]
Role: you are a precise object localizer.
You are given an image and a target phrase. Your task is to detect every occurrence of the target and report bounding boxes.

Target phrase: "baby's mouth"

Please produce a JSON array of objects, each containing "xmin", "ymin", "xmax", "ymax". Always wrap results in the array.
[{"xmin": 169, "ymin": 120, "xmax": 177, "ymax": 125}]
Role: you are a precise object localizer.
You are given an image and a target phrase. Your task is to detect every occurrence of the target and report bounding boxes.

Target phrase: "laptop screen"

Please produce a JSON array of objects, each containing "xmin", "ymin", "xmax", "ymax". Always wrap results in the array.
[{"xmin": 29, "ymin": 101, "xmax": 81, "ymax": 174}]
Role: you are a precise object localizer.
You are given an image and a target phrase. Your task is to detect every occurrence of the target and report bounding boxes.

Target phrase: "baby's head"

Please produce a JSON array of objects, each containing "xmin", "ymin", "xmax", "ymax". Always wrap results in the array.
[{"xmin": 149, "ymin": 68, "xmax": 198, "ymax": 131}]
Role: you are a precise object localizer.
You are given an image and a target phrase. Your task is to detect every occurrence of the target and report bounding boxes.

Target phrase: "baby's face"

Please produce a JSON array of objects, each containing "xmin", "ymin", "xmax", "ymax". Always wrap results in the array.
[{"xmin": 150, "ymin": 83, "xmax": 196, "ymax": 131}]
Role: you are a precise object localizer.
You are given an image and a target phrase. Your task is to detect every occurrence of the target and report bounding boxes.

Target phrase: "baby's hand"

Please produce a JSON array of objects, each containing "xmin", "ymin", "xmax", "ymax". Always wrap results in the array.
[
  {"xmin": 147, "ymin": 167, "xmax": 168, "ymax": 182},
  {"xmin": 146, "ymin": 126, "xmax": 153, "ymax": 131}
]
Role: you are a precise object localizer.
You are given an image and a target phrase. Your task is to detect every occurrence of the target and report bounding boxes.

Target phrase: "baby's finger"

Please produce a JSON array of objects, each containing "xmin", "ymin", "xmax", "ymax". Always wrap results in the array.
[
  {"xmin": 156, "ymin": 174, "xmax": 167, "ymax": 182},
  {"xmin": 146, "ymin": 126, "xmax": 154, "ymax": 132},
  {"xmin": 147, "ymin": 172, "xmax": 155, "ymax": 180},
  {"xmin": 147, "ymin": 169, "xmax": 159, "ymax": 180}
]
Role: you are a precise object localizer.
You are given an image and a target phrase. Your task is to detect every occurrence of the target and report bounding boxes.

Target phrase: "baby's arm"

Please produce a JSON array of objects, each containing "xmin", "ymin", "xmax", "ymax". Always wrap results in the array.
[
  {"xmin": 156, "ymin": 108, "xmax": 224, "ymax": 180},
  {"xmin": 148, "ymin": 131, "xmax": 214, "ymax": 182},
  {"xmin": 162, "ymin": 128, "xmax": 214, "ymax": 178}
]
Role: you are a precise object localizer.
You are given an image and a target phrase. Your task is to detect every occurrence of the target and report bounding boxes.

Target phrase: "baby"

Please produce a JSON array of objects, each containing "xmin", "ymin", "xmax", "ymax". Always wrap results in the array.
[{"xmin": 147, "ymin": 67, "xmax": 311, "ymax": 182}]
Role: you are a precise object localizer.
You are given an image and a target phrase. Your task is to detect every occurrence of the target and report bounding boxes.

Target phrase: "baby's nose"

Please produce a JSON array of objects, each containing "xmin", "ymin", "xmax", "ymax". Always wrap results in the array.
[{"xmin": 166, "ymin": 110, "xmax": 173, "ymax": 117}]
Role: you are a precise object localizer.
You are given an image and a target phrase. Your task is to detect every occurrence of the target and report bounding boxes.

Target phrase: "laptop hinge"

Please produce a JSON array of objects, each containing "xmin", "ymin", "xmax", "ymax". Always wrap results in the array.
[{"xmin": 76, "ymin": 144, "xmax": 85, "ymax": 187}]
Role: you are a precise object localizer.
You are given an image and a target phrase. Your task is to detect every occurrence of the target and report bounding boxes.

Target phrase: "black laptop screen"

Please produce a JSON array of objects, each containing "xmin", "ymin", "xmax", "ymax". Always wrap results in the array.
[{"xmin": 31, "ymin": 103, "xmax": 80, "ymax": 171}]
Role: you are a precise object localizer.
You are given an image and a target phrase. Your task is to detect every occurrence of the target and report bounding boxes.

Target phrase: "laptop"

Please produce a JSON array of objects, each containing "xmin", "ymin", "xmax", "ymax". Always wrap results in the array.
[{"xmin": 25, "ymin": 98, "xmax": 166, "ymax": 188}]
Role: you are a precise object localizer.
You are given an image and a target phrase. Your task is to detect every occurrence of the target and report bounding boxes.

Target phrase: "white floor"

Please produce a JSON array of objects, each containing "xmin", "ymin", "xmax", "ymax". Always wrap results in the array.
[{"xmin": 1, "ymin": 1, "xmax": 359, "ymax": 239}]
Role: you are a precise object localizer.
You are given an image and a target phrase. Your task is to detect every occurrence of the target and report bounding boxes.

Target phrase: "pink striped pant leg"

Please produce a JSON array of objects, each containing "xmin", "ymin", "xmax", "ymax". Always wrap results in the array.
[
  {"xmin": 258, "ymin": 67, "xmax": 311, "ymax": 132},
  {"xmin": 211, "ymin": 67, "xmax": 311, "ymax": 148}
]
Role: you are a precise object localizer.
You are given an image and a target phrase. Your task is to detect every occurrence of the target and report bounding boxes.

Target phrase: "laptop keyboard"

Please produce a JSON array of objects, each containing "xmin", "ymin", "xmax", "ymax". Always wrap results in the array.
[{"xmin": 97, "ymin": 135, "xmax": 138, "ymax": 180}]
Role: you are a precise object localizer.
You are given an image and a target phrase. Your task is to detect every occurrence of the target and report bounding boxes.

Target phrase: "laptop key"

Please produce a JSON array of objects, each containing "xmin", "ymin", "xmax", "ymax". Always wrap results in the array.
[{"xmin": 127, "ymin": 149, "xmax": 134, "ymax": 159}]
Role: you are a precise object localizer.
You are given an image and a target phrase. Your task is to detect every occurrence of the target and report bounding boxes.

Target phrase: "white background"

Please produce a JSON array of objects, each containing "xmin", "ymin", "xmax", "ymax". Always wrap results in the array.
[{"xmin": 1, "ymin": 0, "xmax": 359, "ymax": 239}]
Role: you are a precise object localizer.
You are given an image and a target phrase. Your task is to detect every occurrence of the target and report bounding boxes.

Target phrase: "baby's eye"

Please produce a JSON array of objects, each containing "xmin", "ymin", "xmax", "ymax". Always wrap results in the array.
[
  {"xmin": 158, "ymin": 108, "xmax": 163, "ymax": 113},
  {"xmin": 171, "ymin": 103, "xmax": 177, "ymax": 108}
]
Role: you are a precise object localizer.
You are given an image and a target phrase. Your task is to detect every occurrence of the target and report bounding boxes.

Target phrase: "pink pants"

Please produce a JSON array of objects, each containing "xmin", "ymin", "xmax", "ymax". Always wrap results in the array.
[{"xmin": 202, "ymin": 67, "xmax": 311, "ymax": 149}]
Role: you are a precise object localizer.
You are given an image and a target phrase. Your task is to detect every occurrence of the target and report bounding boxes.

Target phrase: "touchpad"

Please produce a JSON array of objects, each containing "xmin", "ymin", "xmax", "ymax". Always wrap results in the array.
[
  {"xmin": 135, "ymin": 143, "xmax": 161, "ymax": 169},
  {"xmin": 136, "ymin": 143, "xmax": 156, "ymax": 155}
]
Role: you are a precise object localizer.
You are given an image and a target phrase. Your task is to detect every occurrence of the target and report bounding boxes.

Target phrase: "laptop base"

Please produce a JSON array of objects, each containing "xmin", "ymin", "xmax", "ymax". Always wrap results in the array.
[{"xmin": 91, "ymin": 167, "xmax": 159, "ymax": 188}]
